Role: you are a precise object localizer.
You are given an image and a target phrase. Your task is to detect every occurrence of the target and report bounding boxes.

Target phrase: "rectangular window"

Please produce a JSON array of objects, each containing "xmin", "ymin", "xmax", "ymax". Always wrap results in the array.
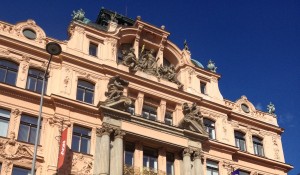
[
  {"xmin": 253, "ymin": 137, "xmax": 264, "ymax": 156},
  {"xmin": 206, "ymin": 160, "xmax": 219, "ymax": 175},
  {"xmin": 18, "ymin": 115, "xmax": 41, "ymax": 144},
  {"xmin": 142, "ymin": 105, "xmax": 157, "ymax": 121},
  {"xmin": 200, "ymin": 82, "xmax": 206, "ymax": 94},
  {"xmin": 234, "ymin": 131, "xmax": 246, "ymax": 151},
  {"xmin": 143, "ymin": 147, "xmax": 158, "ymax": 172},
  {"xmin": 89, "ymin": 43, "xmax": 98, "ymax": 57},
  {"xmin": 0, "ymin": 109, "xmax": 10, "ymax": 137},
  {"xmin": 12, "ymin": 166, "xmax": 31, "ymax": 175},
  {"xmin": 164, "ymin": 111, "xmax": 173, "ymax": 126},
  {"xmin": 72, "ymin": 125, "xmax": 91, "ymax": 154},
  {"xmin": 166, "ymin": 152, "xmax": 174, "ymax": 175},
  {"xmin": 124, "ymin": 142, "xmax": 135, "ymax": 166},
  {"xmin": 127, "ymin": 101, "xmax": 135, "ymax": 115}
]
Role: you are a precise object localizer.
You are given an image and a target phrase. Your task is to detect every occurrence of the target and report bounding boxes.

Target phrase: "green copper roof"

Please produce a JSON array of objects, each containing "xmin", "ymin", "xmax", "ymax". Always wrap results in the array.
[{"xmin": 191, "ymin": 59, "xmax": 204, "ymax": 68}]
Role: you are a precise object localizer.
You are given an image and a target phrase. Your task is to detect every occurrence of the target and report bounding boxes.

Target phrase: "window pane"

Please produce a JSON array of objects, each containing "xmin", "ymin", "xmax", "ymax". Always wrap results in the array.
[
  {"xmin": 36, "ymin": 79, "xmax": 44, "ymax": 93},
  {"xmin": 18, "ymin": 125, "xmax": 30, "ymax": 142},
  {"xmin": 0, "ymin": 108, "xmax": 10, "ymax": 118},
  {"xmin": 0, "ymin": 68, "xmax": 5, "ymax": 82},
  {"xmin": 12, "ymin": 166, "xmax": 31, "ymax": 175},
  {"xmin": 21, "ymin": 115, "xmax": 38, "ymax": 125},
  {"xmin": 89, "ymin": 43, "xmax": 98, "ymax": 56},
  {"xmin": 125, "ymin": 151, "xmax": 134, "ymax": 165},
  {"xmin": 71, "ymin": 135, "xmax": 80, "ymax": 152},
  {"xmin": 26, "ymin": 77, "xmax": 37, "ymax": 91},
  {"xmin": 143, "ymin": 156, "xmax": 149, "ymax": 167},
  {"xmin": 29, "ymin": 127, "xmax": 37, "ymax": 144},
  {"xmin": 73, "ymin": 126, "xmax": 91, "ymax": 136},
  {"xmin": 6, "ymin": 71, "xmax": 17, "ymax": 85},
  {"xmin": 85, "ymin": 90, "xmax": 94, "ymax": 104},
  {"xmin": 80, "ymin": 137, "xmax": 90, "ymax": 154},
  {"xmin": 76, "ymin": 88, "xmax": 84, "ymax": 101},
  {"xmin": 0, "ymin": 119, "xmax": 9, "ymax": 137}
]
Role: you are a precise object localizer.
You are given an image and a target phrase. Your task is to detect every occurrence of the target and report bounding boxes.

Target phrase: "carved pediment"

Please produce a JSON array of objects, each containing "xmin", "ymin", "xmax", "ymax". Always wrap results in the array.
[{"xmin": 179, "ymin": 103, "xmax": 207, "ymax": 135}]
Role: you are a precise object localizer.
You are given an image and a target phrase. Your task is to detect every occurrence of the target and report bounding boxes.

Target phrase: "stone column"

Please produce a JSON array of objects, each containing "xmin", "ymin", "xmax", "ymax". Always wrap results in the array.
[
  {"xmin": 183, "ymin": 147, "xmax": 193, "ymax": 175},
  {"xmin": 112, "ymin": 129, "xmax": 126, "ymax": 175},
  {"xmin": 194, "ymin": 149, "xmax": 204, "ymax": 175},
  {"xmin": 97, "ymin": 123, "xmax": 113, "ymax": 175}
]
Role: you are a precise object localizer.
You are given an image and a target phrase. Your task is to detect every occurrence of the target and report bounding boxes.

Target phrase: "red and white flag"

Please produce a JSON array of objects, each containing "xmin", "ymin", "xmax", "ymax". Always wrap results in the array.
[{"xmin": 57, "ymin": 128, "xmax": 68, "ymax": 170}]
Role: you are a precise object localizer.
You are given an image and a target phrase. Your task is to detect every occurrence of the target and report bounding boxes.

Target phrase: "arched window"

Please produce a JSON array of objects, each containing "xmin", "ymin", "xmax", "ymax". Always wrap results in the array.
[
  {"xmin": 26, "ymin": 68, "xmax": 46, "ymax": 93},
  {"xmin": 234, "ymin": 131, "xmax": 246, "ymax": 151},
  {"xmin": 253, "ymin": 136, "xmax": 264, "ymax": 156},
  {"xmin": 204, "ymin": 118, "xmax": 216, "ymax": 139},
  {"xmin": 0, "ymin": 59, "xmax": 18, "ymax": 86},
  {"xmin": 76, "ymin": 80, "xmax": 95, "ymax": 104}
]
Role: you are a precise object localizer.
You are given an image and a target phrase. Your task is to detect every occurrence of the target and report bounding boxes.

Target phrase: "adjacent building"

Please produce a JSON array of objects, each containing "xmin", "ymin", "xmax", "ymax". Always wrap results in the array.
[{"xmin": 0, "ymin": 8, "xmax": 293, "ymax": 175}]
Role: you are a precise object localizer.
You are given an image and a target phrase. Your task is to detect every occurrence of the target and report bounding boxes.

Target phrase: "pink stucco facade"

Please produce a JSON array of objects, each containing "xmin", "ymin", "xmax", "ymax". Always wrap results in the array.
[{"xmin": 0, "ymin": 9, "xmax": 292, "ymax": 175}]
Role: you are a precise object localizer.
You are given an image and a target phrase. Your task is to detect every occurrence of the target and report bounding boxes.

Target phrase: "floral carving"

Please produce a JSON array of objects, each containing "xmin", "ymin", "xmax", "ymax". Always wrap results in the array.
[
  {"xmin": 114, "ymin": 129, "xmax": 126, "ymax": 139},
  {"xmin": 182, "ymin": 147, "xmax": 193, "ymax": 157},
  {"xmin": 96, "ymin": 123, "xmax": 113, "ymax": 136},
  {"xmin": 71, "ymin": 153, "xmax": 93, "ymax": 174}
]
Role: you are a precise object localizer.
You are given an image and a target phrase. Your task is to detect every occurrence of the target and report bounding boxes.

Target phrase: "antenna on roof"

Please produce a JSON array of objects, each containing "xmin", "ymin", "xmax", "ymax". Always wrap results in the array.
[{"xmin": 125, "ymin": 5, "xmax": 128, "ymax": 16}]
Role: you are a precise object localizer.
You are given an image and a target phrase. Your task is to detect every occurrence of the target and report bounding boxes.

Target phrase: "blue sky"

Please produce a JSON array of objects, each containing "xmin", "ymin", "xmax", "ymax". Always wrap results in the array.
[{"xmin": 0, "ymin": 0, "xmax": 299, "ymax": 174}]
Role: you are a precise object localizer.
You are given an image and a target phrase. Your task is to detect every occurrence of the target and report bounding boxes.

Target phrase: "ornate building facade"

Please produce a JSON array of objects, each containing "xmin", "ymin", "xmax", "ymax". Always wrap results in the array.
[{"xmin": 0, "ymin": 8, "xmax": 293, "ymax": 175}]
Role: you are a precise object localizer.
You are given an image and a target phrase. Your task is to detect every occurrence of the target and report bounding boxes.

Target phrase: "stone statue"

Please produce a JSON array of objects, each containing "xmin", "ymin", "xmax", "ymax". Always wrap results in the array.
[
  {"xmin": 207, "ymin": 59, "xmax": 217, "ymax": 72},
  {"xmin": 71, "ymin": 9, "xmax": 91, "ymax": 24},
  {"xmin": 180, "ymin": 102, "xmax": 206, "ymax": 133},
  {"xmin": 72, "ymin": 9, "xmax": 85, "ymax": 21},
  {"xmin": 105, "ymin": 75, "xmax": 129, "ymax": 101},
  {"xmin": 183, "ymin": 102, "xmax": 202, "ymax": 119},
  {"xmin": 184, "ymin": 40, "xmax": 189, "ymax": 51},
  {"xmin": 121, "ymin": 47, "xmax": 138, "ymax": 71},
  {"xmin": 137, "ymin": 49, "xmax": 158, "ymax": 75},
  {"xmin": 158, "ymin": 64, "xmax": 183, "ymax": 89},
  {"xmin": 267, "ymin": 102, "xmax": 276, "ymax": 115},
  {"xmin": 110, "ymin": 12, "xmax": 118, "ymax": 23}
]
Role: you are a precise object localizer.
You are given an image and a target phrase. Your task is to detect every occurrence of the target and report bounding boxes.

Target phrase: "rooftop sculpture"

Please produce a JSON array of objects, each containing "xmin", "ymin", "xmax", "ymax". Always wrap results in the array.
[
  {"xmin": 267, "ymin": 102, "xmax": 276, "ymax": 116},
  {"xmin": 207, "ymin": 59, "xmax": 217, "ymax": 73},
  {"xmin": 72, "ymin": 9, "xmax": 90, "ymax": 24}
]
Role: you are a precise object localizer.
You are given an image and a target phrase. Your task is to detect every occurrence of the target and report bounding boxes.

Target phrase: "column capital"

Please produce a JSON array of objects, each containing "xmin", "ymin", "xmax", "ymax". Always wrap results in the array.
[
  {"xmin": 183, "ymin": 147, "xmax": 193, "ymax": 157},
  {"xmin": 193, "ymin": 149, "xmax": 203, "ymax": 160},
  {"xmin": 114, "ymin": 129, "xmax": 126, "ymax": 139},
  {"xmin": 96, "ymin": 123, "xmax": 113, "ymax": 136}
]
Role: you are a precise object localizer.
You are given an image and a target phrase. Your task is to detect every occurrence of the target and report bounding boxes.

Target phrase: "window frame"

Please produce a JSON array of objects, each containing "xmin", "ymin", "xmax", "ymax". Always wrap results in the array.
[
  {"xmin": 143, "ymin": 146, "xmax": 158, "ymax": 171},
  {"xmin": 124, "ymin": 142, "xmax": 135, "ymax": 166},
  {"xmin": 203, "ymin": 118, "xmax": 216, "ymax": 139},
  {"xmin": 164, "ymin": 111, "xmax": 173, "ymax": 126},
  {"xmin": 142, "ymin": 104, "xmax": 157, "ymax": 121},
  {"xmin": 0, "ymin": 59, "xmax": 19, "ymax": 86},
  {"xmin": 76, "ymin": 79, "xmax": 95, "ymax": 104},
  {"xmin": 12, "ymin": 166, "xmax": 31, "ymax": 175},
  {"xmin": 0, "ymin": 108, "xmax": 10, "ymax": 137},
  {"xmin": 166, "ymin": 152, "xmax": 175, "ymax": 175},
  {"xmin": 234, "ymin": 131, "xmax": 246, "ymax": 151},
  {"xmin": 253, "ymin": 136, "xmax": 264, "ymax": 156},
  {"xmin": 89, "ymin": 42, "xmax": 98, "ymax": 57},
  {"xmin": 206, "ymin": 160, "xmax": 219, "ymax": 175},
  {"xmin": 17, "ymin": 114, "xmax": 41, "ymax": 144},
  {"xmin": 200, "ymin": 81, "xmax": 207, "ymax": 94},
  {"xmin": 71, "ymin": 125, "xmax": 91, "ymax": 154},
  {"xmin": 26, "ymin": 68, "xmax": 47, "ymax": 94}
]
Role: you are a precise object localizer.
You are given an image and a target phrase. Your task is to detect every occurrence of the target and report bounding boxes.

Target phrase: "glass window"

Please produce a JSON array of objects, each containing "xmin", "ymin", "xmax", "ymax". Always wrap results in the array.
[
  {"xmin": 0, "ymin": 59, "xmax": 18, "ymax": 86},
  {"xmin": 164, "ymin": 111, "xmax": 173, "ymax": 126},
  {"xmin": 12, "ymin": 166, "xmax": 31, "ymax": 175},
  {"xmin": 253, "ymin": 136, "xmax": 264, "ymax": 156},
  {"xmin": 142, "ymin": 105, "xmax": 157, "ymax": 121},
  {"xmin": 72, "ymin": 125, "xmax": 91, "ymax": 154},
  {"xmin": 166, "ymin": 152, "xmax": 174, "ymax": 175},
  {"xmin": 0, "ymin": 108, "xmax": 10, "ymax": 137},
  {"xmin": 23, "ymin": 29, "xmax": 37, "ymax": 40},
  {"xmin": 143, "ymin": 147, "xmax": 158, "ymax": 171},
  {"xmin": 206, "ymin": 160, "xmax": 219, "ymax": 175},
  {"xmin": 26, "ymin": 68, "xmax": 46, "ymax": 94},
  {"xmin": 76, "ymin": 80, "xmax": 95, "ymax": 104},
  {"xmin": 204, "ymin": 119, "xmax": 216, "ymax": 139},
  {"xmin": 18, "ymin": 115, "xmax": 41, "ymax": 144},
  {"xmin": 127, "ymin": 101, "xmax": 135, "ymax": 115},
  {"xmin": 200, "ymin": 82, "xmax": 206, "ymax": 94},
  {"xmin": 89, "ymin": 43, "xmax": 98, "ymax": 57},
  {"xmin": 235, "ymin": 131, "xmax": 246, "ymax": 151},
  {"xmin": 124, "ymin": 142, "xmax": 135, "ymax": 166}
]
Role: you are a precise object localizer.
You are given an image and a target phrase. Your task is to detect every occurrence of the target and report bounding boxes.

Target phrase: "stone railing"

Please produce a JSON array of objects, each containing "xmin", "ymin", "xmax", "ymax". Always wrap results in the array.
[{"xmin": 123, "ymin": 165, "xmax": 166, "ymax": 175}]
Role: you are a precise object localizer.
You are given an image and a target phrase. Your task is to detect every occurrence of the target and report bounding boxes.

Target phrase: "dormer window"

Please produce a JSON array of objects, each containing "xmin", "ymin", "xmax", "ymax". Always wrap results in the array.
[
  {"xmin": 89, "ymin": 42, "xmax": 98, "ymax": 57},
  {"xmin": 200, "ymin": 81, "xmax": 206, "ymax": 94}
]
